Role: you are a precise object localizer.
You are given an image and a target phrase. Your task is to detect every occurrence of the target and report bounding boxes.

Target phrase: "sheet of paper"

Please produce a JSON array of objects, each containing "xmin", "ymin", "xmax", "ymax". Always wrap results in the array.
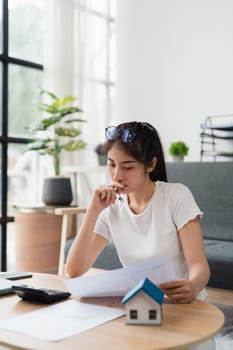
[
  {"xmin": 0, "ymin": 299, "xmax": 125, "ymax": 342},
  {"xmin": 64, "ymin": 256, "xmax": 176, "ymax": 298}
]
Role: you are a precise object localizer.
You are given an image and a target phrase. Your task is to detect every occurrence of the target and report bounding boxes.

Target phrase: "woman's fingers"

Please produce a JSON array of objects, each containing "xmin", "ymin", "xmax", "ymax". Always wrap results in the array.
[
  {"xmin": 98, "ymin": 186, "xmax": 117, "ymax": 202},
  {"xmin": 159, "ymin": 280, "xmax": 195, "ymax": 303},
  {"xmin": 109, "ymin": 183, "xmax": 124, "ymax": 193}
]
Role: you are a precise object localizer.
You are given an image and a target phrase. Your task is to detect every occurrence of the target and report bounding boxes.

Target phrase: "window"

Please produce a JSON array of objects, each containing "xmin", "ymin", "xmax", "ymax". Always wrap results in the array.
[
  {"xmin": 0, "ymin": 0, "xmax": 44, "ymax": 270},
  {"xmin": 130, "ymin": 309, "xmax": 138, "ymax": 319},
  {"xmin": 149, "ymin": 309, "xmax": 157, "ymax": 320},
  {"xmin": 0, "ymin": 0, "xmax": 116, "ymax": 271},
  {"xmin": 78, "ymin": 0, "xmax": 116, "ymax": 144}
]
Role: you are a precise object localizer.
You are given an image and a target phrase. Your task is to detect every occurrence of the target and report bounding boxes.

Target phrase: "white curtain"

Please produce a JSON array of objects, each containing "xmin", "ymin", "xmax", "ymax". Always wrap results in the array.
[
  {"xmin": 43, "ymin": 0, "xmax": 106, "ymax": 170},
  {"xmin": 43, "ymin": 0, "xmax": 76, "ymax": 96}
]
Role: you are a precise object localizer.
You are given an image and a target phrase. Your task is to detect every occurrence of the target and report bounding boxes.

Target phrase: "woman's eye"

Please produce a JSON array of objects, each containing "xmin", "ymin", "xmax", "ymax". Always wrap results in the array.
[
  {"xmin": 107, "ymin": 163, "xmax": 135, "ymax": 170},
  {"xmin": 123, "ymin": 166, "xmax": 134, "ymax": 170}
]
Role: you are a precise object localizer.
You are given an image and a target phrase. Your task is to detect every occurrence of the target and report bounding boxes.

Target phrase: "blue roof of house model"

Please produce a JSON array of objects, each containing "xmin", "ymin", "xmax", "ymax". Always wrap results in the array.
[{"xmin": 121, "ymin": 277, "xmax": 164, "ymax": 305}]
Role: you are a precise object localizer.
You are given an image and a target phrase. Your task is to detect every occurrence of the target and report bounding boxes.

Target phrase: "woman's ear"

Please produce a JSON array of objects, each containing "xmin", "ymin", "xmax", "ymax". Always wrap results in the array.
[{"xmin": 147, "ymin": 157, "xmax": 157, "ymax": 173}]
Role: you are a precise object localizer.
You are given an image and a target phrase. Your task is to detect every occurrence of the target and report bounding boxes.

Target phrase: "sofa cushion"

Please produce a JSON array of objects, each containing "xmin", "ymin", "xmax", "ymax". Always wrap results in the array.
[
  {"xmin": 65, "ymin": 239, "xmax": 122, "ymax": 270},
  {"xmin": 204, "ymin": 239, "xmax": 233, "ymax": 290},
  {"xmin": 166, "ymin": 162, "xmax": 233, "ymax": 241},
  {"xmin": 93, "ymin": 241, "xmax": 122, "ymax": 270}
]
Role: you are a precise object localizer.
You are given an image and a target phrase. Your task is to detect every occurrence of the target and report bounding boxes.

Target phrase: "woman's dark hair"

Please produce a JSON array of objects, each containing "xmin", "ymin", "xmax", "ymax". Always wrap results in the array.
[{"xmin": 103, "ymin": 121, "xmax": 167, "ymax": 182}]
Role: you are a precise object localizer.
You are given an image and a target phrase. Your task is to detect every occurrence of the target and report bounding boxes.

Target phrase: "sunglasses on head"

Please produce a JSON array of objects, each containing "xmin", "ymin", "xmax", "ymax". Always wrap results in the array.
[{"xmin": 105, "ymin": 126, "xmax": 137, "ymax": 143}]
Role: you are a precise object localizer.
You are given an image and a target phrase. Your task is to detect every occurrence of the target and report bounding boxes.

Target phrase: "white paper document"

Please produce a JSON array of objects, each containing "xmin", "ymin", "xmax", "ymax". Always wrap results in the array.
[
  {"xmin": 0, "ymin": 299, "xmax": 125, "ymax": 342},
  {"xmin": 64, "ymin": 256, "xmax": 176, "ymax": 298}
]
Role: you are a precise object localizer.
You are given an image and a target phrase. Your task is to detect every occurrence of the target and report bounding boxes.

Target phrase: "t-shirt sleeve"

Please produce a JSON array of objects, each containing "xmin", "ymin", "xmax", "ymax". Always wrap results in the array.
[{"xmin": 170, "ymin": 183, "xmax": 203, "ymax": 230}]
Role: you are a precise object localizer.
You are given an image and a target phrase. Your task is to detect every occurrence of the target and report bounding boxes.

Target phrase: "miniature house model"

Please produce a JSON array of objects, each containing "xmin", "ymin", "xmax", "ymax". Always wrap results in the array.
[{"xmin": 121, "ymin": 277, "xmax": 164, "ymax": 325}]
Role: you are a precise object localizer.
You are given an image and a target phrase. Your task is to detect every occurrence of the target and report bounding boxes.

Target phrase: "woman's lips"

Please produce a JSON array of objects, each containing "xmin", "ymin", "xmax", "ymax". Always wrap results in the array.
[{"xmin": 118, "ymin": 185, "xmax": 127, "ymax": 193}]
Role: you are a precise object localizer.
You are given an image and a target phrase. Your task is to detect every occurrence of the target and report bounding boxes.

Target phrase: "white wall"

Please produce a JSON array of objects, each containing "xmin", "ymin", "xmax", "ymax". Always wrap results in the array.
[{"xmin": 115, "ymin": 0, "xmax": 233, "ymax": 161}]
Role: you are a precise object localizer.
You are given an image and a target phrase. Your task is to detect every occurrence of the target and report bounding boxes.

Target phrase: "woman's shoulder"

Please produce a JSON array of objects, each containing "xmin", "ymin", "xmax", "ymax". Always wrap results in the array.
[
  {"xmin": 155, "ymin": 181, "xmax": 194, "ymax": 200},
  {"xmin": 156, "ymin": 180, "xmax": 190, "ymax": 192}
]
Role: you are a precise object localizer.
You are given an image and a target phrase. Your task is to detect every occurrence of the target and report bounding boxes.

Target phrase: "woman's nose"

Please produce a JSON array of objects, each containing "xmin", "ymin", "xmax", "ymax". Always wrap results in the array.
[{"xmin": 112, "ymin": 166, "xmax": 122, "ymax": 182}]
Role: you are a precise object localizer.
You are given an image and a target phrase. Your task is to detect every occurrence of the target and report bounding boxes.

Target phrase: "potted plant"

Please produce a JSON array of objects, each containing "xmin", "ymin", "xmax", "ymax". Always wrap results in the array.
[
  {"xmin": 169, "ymin": 141, "xmax": 189, "ymax": 162},
  {"xmin": 94, "ymin": 143, "xmax": 107, "ymax": 165},
  {"xmin": 25, "ymin": 90, "xmax": 87, "ymax": 205}
]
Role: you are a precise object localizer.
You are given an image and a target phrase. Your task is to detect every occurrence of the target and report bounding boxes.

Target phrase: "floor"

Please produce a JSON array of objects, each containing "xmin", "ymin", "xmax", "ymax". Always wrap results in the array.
[{"xmin": 206, "ymin": 287, "xmax": 233, "ymax": 307}]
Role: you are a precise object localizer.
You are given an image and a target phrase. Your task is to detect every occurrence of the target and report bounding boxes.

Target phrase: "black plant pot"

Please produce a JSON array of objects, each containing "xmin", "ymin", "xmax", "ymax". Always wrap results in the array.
[
  {"xmin": 97, "ymin": 154, "xmax": 107, "ymax": 165},
  {"xmin": 42, "ymin": 177, "xmax": 73, "ymax": 206}
]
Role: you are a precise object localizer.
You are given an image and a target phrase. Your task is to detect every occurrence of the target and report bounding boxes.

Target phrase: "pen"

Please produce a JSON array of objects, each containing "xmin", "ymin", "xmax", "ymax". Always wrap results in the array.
[
  {"xmin": 113, "ymin": 186, "xmax": 124, "ymax": 203},
  {"xmin": 116, "ymin": 192, "xmax": 124, "ymax": 203}
]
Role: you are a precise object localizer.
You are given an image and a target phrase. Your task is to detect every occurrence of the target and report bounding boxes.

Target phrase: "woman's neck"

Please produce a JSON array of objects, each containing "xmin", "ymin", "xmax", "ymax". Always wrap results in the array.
[{"xmin": 127, "ymin": 182, "xmax": 156, "ymax": 215}]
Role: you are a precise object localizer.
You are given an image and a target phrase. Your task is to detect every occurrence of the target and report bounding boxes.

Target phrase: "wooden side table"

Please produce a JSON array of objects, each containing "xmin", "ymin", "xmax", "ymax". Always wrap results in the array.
[
  {"xmin": 0, "ymin": 271, "xmax": 225, "ymax": 350},
  {"xmin": 14, "ymin": 206, "xmax": 76, "ymax": 273}
]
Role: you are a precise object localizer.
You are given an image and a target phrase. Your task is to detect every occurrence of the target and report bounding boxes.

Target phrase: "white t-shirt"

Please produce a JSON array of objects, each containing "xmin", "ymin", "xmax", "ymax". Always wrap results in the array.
[{"xmin": 94, "ymin": 181, "xmax": 206, "ymax": 299}]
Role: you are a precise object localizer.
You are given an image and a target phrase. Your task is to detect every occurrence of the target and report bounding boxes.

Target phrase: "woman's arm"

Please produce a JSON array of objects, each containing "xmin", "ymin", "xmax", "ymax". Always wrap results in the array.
[
  {"xmin": 159, "ymin": 216, "xmax": 210, "ymax": 303},
  {"xmin": 65, "ymin": 184, "xmax": 121, "ymax": 278},
  {"xmin": 65, "ymin": 207, "xmax": 109, "ymax": 278}
]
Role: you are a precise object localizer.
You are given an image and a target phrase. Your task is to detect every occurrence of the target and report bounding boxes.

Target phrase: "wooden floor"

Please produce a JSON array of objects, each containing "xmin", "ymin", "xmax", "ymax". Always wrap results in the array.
[{"xmin": 206, "ymin": 286, "xmax": 233, "ymax": 306}]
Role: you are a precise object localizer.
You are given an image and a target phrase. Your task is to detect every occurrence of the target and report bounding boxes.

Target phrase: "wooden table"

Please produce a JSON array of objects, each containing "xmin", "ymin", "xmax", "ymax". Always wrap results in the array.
[{"xmin": 0, "ymin": 271, "xmax": 224, "ymax": 350}]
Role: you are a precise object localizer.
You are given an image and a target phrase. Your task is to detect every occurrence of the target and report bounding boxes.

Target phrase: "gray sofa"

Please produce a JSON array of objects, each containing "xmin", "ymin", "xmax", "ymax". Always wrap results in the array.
[
  {"xmin": 166, "ymin": 161, "xmax": 233, "ymax": 290},
  {"xmin": 65, "ymin": 162, "xmax": 233, "ymax": 290}
]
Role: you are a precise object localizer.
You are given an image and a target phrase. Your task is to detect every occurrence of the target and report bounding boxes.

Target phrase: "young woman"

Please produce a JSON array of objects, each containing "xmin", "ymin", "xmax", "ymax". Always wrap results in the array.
[
  {"xmin": 66, "ymin": 121, "xmax": 210, "ymax": 301},
  {"xmin": 66, "ymin": 121, "xmax": 214, "ymax": 349}
]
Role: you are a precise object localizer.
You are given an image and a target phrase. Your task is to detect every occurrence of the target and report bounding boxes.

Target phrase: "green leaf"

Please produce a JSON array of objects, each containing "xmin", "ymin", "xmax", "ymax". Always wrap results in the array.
[
  {"xmin": 65, "ymin": 118, "xmax": 87, "ymax": 124},
  {"xmin": 40, "ymin": 90, "xmax": 58, "ymax": 100},
  {"xmin": 30, "ymin": 116, "xmax": 63, "ymax": 131},
  {"xmin": 62, "ymin": 140, "xmax": 87, "ymax": 151},
  {"xmin": 55, "ymin": 127, "xmax": 82, "ymax": 137},
  {"xmin": 25, "ymin": 143, "xmax": 48, "ymax": 151},
  {"xmin": 53, "ymin": 95, "xmax": 76, "ymax": 108}
]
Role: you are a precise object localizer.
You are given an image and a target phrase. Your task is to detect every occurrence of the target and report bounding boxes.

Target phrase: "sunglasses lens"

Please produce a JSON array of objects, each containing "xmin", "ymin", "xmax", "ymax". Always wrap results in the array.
[
  {"xmin": 105, "ymin": 126, "xmax": 136, "ymax": 143},
  {"xmin": 121, "ymin": 129, "xmax": 136, "ymax": 143},
  {"xmin": 105, "ymin": 126, "xmax": 119, "ymax": 140}
]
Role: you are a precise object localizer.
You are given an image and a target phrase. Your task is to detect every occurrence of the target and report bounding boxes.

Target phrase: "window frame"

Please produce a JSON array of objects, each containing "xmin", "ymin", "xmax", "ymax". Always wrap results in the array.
[
  {"xmin": 0, "ymin": 0, "xmax": 43, "ymax": 270},
  {"xmin": 79, "ymin": 1, "xmax": 116, "ymax": 128}
]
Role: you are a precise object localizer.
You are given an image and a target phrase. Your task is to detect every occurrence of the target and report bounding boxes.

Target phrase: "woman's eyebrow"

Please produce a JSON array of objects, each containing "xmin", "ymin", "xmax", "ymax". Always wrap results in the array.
[
  {"xmin": 121, "ymin": 160, "xmax": 136, "ymax": 165},
  {"xmin": 107, "ymin": 157, "xmax": 136, "ymax": 165}
]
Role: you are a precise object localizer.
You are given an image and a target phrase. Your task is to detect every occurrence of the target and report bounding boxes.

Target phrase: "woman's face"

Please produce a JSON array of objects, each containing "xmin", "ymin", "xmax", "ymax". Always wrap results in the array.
[{"xmin": 107, "ymin": 144, "xmax": 150, "ymax": 194}]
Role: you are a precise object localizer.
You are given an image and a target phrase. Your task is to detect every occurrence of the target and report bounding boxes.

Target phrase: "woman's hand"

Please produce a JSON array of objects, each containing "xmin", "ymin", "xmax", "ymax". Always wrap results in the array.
[
  {"xmin": 89, "ymin": 183, "xmax": 124, "ymax": 212},
  {"xmin": 159, "ymin": 279, "xmax": 195, "ymax": 303}
]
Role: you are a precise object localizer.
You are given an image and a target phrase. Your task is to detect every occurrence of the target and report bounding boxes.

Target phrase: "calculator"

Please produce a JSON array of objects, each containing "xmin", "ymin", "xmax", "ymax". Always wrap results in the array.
[{"xmin": 12, "ymin": 284, "xmax": 71, "ymax": 304}]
